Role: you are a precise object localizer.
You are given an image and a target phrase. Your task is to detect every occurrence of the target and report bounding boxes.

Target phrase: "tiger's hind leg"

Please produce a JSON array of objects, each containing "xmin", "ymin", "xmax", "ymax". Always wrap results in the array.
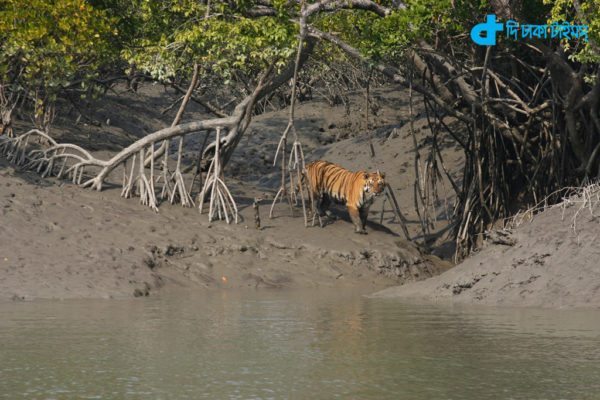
[
  {"xmin": 314, "ymin": 194, "xmax": 331, "ymax": 227},
  {"xmin": 309, "ymin": 193, "xmax": 327, "ymax": 227},
  {"xmin": 309, "ymin": 197, "xmax": 324, "ymax": 228},
  {"xmin": 348, "ymin": 205, "xmax": 367, "ymax": 234},
  {"xmin": 324, "ymin": 199, "xmax": 338, "ymax": 220},
  {"xmin": 318, "ymin": 194, "xmax": 331, "ymax": 215}
]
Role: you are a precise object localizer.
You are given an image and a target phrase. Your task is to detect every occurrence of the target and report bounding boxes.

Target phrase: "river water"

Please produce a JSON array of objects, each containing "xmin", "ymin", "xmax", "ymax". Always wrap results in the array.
[{"xmin": 1, "ymin": 289, "xmax": 599, "ymax": 399}]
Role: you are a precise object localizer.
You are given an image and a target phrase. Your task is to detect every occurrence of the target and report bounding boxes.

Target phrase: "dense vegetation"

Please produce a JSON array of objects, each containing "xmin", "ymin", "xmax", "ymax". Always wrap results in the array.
[{"xmin": 0, "ymin": 0, "xmax": 598, "ymax": 258}]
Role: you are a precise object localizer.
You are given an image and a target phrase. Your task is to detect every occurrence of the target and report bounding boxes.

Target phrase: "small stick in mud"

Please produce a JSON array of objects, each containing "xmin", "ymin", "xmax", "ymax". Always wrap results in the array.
[
  {"xmin": 384, "ymin": 183, "xmax": 411, "ymax": 241},
  {"xmin": 379, "ymin": 195, "xmax": 387, "ymax": 224},
  {"xmin": 254, "ymin": 197, "xmax": 261, "ymax": 229}
]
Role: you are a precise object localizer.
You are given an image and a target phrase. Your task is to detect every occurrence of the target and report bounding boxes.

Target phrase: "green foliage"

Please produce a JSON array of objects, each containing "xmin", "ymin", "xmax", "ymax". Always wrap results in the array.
[
  {"xmin": 121, "ymin": 0, "xmax": 298, "ymax": 82},
  {"xmin": 315, "ymin": 0, "xmax": 458, "ymax": 62},
  {"xmin": 544, "ymin": 0, "xmax": 600, "ymax": 64},
  {"xmin": 1, "ymin": 0, "xmax": 595, "ymax": 126},
  {"xmin": 0, "ymin": 0, "xmax": 117, "ymax": 102},
  {"xmin": 121, "ymin": 0, "xmax": 462, "ymax": 83}
]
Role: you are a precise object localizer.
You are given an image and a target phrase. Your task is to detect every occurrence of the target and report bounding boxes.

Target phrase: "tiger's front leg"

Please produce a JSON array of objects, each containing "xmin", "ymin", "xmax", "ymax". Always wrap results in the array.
[
  {"xmin": 348, "ymin": 205, "xmax": 367, "ymax": 234},
  {"xmin": 359, "ymin": 206, "xmax": 370, "ymax": 233}
]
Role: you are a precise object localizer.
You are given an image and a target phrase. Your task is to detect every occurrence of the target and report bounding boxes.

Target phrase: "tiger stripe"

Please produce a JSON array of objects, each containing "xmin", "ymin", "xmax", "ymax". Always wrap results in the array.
[{"xmin": 303, "ymin": 160, "xmax": 386, "ymax": 234}]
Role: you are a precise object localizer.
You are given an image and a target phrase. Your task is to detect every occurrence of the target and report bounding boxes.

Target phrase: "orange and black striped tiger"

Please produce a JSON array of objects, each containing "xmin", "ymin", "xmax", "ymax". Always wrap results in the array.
[{"xmin": 303, "ymin": 160, "xmax": 386, "ymax": 234}]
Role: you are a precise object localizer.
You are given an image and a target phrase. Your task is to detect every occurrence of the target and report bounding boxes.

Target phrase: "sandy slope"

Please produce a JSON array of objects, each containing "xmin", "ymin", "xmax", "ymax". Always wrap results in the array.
[
  {"xmin": 372, "ymin": 196, "xmax": 600, "ymax": 309},
  {"xmin": 1, "ymin": 84, "xmax": 453, "ymax": 300}
]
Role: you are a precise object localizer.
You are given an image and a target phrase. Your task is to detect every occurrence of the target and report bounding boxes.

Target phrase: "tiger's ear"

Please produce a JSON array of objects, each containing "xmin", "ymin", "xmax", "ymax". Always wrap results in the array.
[
  {"xmin": 363, "ymin": 172, "xmax": 369, "ymax": 180},
  {"xmin": 380, "ymin": 172, "xmax": 386, "ymax": 179}
]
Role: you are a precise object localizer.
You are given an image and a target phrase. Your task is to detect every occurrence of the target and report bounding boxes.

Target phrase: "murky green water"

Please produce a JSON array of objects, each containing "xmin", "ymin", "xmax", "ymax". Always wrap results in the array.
[{"xmin": 1, "ymin": 289, "xmax": 599, "ymax": 400}]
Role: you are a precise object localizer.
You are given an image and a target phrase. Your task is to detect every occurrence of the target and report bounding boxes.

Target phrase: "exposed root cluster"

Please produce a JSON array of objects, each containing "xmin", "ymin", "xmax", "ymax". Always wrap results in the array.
[
  {"xmin": 556, "ymin": 183, "xmax": 600, "ymax": 235},
  {"xmin": 504, "ymin": 182, "xmax": 600, "ymax": 236},
  {"xmin": 198, "ymin": 128, "xmax": 238, "ymax": 223},
  {"xmin": 0, "ymin": 129, "xmax": 103, "ymax": 183},
  {"xmin": 0, "ymin": 124, "xmax": 234, "ymax": 220}
]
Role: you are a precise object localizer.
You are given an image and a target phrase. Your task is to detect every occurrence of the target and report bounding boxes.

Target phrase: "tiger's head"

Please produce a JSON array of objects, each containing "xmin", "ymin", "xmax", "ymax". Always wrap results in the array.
[{"xmin": 362, "ymin": 170, "xmax": 386, "ymax": 199}]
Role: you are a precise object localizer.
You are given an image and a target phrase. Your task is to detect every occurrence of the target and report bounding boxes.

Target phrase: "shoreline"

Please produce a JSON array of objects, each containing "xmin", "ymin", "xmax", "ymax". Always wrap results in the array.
[{"xmin": 371, "ymin": 190, "xmax": 600, "ymax": 309}]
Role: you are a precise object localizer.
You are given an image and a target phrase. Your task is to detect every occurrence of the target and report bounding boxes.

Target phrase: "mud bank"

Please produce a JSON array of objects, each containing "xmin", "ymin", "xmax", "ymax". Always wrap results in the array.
[
  {"xmin": 373, "ymin": 192, "xmax": 600, "ymax": 309},
  {"xmin": 1, "ymin": 84, "xmax": 455, "ymax": 300}
]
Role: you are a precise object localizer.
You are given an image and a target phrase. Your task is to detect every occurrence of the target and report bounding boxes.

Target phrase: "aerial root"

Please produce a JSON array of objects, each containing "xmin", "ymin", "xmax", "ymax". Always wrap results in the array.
[
  {"xmin": 270, "ymin": 8, "xmax": 309, "ymax": 222},
  {"xmin": 136, "ymin": 148, "xmax": 158, "ymax": 212},
  {"xmin": 169, "ymin": 136, "xmax": 195, "ymax": 207},
  {"xmin": 1, "ymin": 129, "xmax": 103, "ymax": 185},
  {"xmin": 199, "ymin": 127, "xmax": 238, "ymax": 223}
]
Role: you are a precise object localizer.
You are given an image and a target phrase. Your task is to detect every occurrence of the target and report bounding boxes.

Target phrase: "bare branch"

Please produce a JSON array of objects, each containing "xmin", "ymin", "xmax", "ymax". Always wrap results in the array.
[{"xmin": 307, "ymin": 27, "xmax": 470, "ymax": 123}]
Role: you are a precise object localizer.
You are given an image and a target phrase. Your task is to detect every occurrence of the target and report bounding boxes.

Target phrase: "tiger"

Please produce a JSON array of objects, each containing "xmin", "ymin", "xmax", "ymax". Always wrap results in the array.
[{"xmin": 302, "ymin": 160, "xmax": 386, "ymax": 234}]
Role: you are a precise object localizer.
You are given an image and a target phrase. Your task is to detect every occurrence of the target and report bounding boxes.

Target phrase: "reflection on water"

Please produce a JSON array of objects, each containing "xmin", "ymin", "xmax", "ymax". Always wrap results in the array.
[{"xmin": 1, "ymin": 289, "xmax": 599, "ymax": 399}]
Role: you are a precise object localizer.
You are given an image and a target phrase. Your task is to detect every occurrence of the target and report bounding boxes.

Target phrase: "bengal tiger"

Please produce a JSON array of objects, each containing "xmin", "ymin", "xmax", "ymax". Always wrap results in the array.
[{"xmin": 302, "ymin": 160, "xmax": 386, "ymax": 234}]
